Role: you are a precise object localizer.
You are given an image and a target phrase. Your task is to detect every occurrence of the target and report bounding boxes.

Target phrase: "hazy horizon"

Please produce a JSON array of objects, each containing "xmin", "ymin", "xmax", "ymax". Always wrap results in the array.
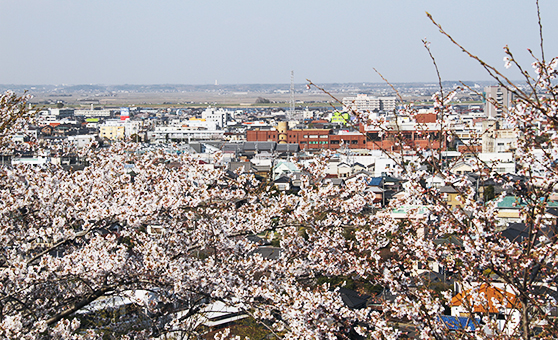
[
  {"xmin": 0, "ymin": 80, "xmax": 500, "ymax": 88},
  {"xmin": 1, "ymin": 1, "xmax": 557, "ymax": 85}
]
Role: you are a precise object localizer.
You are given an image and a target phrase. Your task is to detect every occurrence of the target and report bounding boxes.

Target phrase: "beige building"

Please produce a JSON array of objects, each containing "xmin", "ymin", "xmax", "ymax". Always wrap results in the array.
[
  {"xmin": 482, "ymin": 120, "xmax": 518, "ymax": 153},
  {"xmin": 450, "ymin": 161, "xmax": 473, "ymax": 175},
  {"xmin": 100, "ymin": 125, "xmax": 125, "ymax": 140}
]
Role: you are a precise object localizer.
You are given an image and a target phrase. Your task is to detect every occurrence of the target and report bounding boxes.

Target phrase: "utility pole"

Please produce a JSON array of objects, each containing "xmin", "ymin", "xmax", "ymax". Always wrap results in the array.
[{"xmin": 290, "ymin": 71, "xmax": 295, "ymax": 121}]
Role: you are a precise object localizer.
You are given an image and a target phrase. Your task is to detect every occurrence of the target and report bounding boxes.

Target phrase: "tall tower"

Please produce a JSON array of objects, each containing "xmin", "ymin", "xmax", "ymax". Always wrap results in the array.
[
  {"xmin": 289, "ymin": 70, "xmax": 295, "ymax": 121},
  {"xmin": 484, "ymin": 86, "xmax": 513, "ymax": 118},
  {"xmin": 277, "ymin": 121, "xmax": 288, "ymax": 144}
]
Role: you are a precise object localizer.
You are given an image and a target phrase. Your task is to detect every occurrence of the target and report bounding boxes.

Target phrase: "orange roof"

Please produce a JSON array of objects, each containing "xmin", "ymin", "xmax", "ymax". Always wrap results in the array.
[{"xmin": 451, "ymin": 284, "xmax": 517, "ymax": 313}]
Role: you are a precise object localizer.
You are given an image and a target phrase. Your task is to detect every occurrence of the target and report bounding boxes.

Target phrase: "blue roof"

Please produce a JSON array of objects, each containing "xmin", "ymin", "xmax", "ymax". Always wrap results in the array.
[
  {"xmin": 438, "ymin": 316, "xmax": 479, "ymax": 331},
  {"xmin": 367, "ymin": 177, "xmax": 383, "ymax": 186}
]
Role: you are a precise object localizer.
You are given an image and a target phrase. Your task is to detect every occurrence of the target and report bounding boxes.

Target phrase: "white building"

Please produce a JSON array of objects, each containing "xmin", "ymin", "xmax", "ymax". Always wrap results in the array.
[
  {"xmin": 38, "ymin": 108, "xmax": 75, "ymax": 121},
  {"xmin": 201, "ymin": 107, "xmax": 232, "ymax": 128},
  {"xmin": 373, "ymin": 158, "xmax": 398, "ymax": 177},
  {"xmin": 169, "ymin": 118, "xmax": 218, "ymax": 131},
  {"xmin": 67, "ymin": 135, "xmax": 97, "ymax": 148},
  {"xmin": 301, "ymin": 108, "xmax": 315, "ymax": 120},
  {"xmin": 342, "ymin": 94, "xmax": 396, "ymax": 114},
  {"xmin": 476, "ymin": 152, "xmax": 516, "ymax": 174},
  {"xmin": 147, "ymin": 126, "xmax": 225, "ymax": 143},
  {"xmin": 74, "ymin": 109, "xmax": 113, "ymax": 118}
]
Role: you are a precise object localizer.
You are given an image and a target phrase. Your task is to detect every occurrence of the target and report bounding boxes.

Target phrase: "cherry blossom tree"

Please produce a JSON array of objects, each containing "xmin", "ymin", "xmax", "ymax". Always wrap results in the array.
[
  {"xmin": 1, "ymin": 4, "xmax": 558, "ymax": 340},
  {"xmin": 0, "ymin": 109, "xmax": 376, "ymax": 339},
  {"xmin": 303, "ymin": 3, "xmax": 558, "ymax": 339}
]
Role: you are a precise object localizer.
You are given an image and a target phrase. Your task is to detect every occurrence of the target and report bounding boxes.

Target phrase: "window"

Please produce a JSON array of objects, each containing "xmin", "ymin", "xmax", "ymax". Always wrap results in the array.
[
  {"xmin": 351, "ymin": 140, "xmax": 358, "ymax": 144},
  {"xmin": 319, "ymin": 135, "xmax": 328, "ymax": 138},
  {"xmin": 331, "ymin": 140, "xmax": 340, "ymax": 144}
]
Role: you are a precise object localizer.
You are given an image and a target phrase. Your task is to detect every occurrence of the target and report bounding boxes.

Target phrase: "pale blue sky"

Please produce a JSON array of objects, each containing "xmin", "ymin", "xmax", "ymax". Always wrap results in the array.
[{"xmin": 0, "ymin": 0, "xmax": 556, "ymax": 85}]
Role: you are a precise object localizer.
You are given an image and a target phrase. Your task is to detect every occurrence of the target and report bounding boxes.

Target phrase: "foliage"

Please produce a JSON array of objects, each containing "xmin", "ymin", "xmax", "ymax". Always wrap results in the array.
[
  {"xmin": 483, "ymin": 185, "xmax": 495, "ymax": 203},
  {"xmin": 254, "ymin": 97, "xmax": 271, "ymax": 104},
  {"xmin": 1, "ymin": 4, "xmax": 558, "ymax": 340}
]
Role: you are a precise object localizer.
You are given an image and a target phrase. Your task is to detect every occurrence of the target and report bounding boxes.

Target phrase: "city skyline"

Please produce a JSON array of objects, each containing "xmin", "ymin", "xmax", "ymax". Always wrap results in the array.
[{"xmin": 1, "ymin": 0, "xmax": 557, "ymax": 85}]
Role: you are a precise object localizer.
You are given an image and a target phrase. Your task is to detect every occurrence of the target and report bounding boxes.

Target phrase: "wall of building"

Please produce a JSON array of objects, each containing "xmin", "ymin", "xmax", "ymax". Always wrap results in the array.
[
  {"xmin": 246, "ymin": 130, "xmax": 278, "ymax": 142},
  {"xmin": 100, "ymin": 126, "xmax": 125, "ymax": 140},
  {"xmin": 248, "ymin": 126, "xmax": 443, "ymax": 151},
  {"xmin": 485, "ymin": 86, "xmax": 513, "ymax": 118}
]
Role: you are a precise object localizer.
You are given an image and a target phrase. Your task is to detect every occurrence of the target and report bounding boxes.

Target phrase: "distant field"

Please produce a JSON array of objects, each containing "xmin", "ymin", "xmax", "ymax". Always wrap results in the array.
[
  {"xmin": 29, "ymin": 90, "xmax": 480, "ymax": 109},
  {"xmin": 30, "ymin": 91, "xmax": 346, "ymax": 108}
]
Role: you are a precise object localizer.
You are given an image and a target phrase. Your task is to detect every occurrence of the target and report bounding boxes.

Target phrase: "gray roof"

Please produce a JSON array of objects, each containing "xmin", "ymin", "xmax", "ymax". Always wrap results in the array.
[
  {"xmin": 338, "ymin": 288, "xmax": 370, "ymax": 309},
  {"xmin": 252, "ymin": 164, "xmax": 271, "ymax": 172},
  {"xmin": 253, "ymin": 246, "xmax": 282, "ymax": 260},
  {"xmin": 276, "ymin": 143, "xmax": 299, "ymax": 152},
  {"xmin": 274, "ymin": 176, "xmax": 291, "ymax": 183},
  {"xmin": 243, "ymin": 141, "xmax": 276, "ymax": 152},
  {"xmin": 439, "ymin": 186, "xmax": 459, "ymax": 193},
  {"xmin": 366, "ymin": 186, "xmax": 385, "ymax": 193},
  {"xmin": 188, "ymin": 142, "xmax": 203, "ymax": 153},
  {"xmin": 222, "ymin": 143, "xmax": 242, "ymax": 153},
  {"xmin": 347, "ymin": 170, "xmax": 374, "ymax": 180},
  {"xmin": 323, "ymin": 178, "xmax": 345, "ymax": 186},
  {"xmin": 227, "ymin": 161, "xmax": 253, "ymax": 173}
]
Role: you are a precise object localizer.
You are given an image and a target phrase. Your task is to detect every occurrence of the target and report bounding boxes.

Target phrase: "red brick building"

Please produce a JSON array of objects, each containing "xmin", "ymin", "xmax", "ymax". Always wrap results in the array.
[
  {"xmin": 247, "ymin": 126, "xmax": 443, "ymax": 151},
  {"xmin": 247, "ymin": 128, "xmax": 367, "ymax": 150}
]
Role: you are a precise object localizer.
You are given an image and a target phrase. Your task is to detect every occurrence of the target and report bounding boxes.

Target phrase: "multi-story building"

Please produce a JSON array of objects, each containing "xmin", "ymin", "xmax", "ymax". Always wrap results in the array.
[
  {"xmin": 481, "ymin": 120, "xmax": 518, "ymax": 153},
  {"xmin": 100, "ymin": 125, "xmax": 125, "ymax": 140},
  {"xmin": 147, "ymin": 126, "xmax": 225, "ymax": 143},
  {"xmin": 40, "ymin": 108, "xmax": 75, "ymax": 121},
  {"xmin": 342, "ymin": 94, "xmax": 397, "ymax": 114},
  {"xmin": 75, "ymin": 109, "xmax": 113, "ymax": 118},
  {"xmin": 201, "ymin": 107, "xmax": 231, "ymax": 128},
  {"xmin": 247, "ymin": 127, "xmax": 367, "ymax": 150},
  {"xmin": 247, "ymin": 122, "xmax": 444, "ymax": 152},
  {"xmin": 330, "ymin": 112, "xmax": 350, "ymax": 125},
  {"xmin": 485, "ymin": 86, "xmax": 514, "ymax": 118},
  {"xmin": 99, "ymin": 120, "xmax": 143, "ymax": 140}
]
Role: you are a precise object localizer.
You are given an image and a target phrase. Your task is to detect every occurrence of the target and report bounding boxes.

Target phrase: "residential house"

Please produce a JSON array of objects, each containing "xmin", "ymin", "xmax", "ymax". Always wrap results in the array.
[
  {"xmin": 450, "ymin": 161, "xmax": 474, "ymax": 176},
  {"xmin": 272, "ymin": 160, "xmax": 299, "ymax": 181},
  {"xmin": 322, "ymin": 178, "xmax": 345, "ymax": 187},
  {"xmin": 273, "ymin": 176, "xmax": 291, "ymax": 191},
  {"xmin": 337, "ymin": 162, "xmax": 352, "ymax": 178},
  {"xmin": 439, "ymin": 186, "xmax": 462, "ymax": 209},
  {"xmin": 451, "ymin": 284, "xmax": 519, "ymax": 335},
  {"xmin": 495, "ymin": 196, "xmax": 558, "ymax": 225},
  {"xmin": 352, "ymin": 162, "xmax": 367, "ymax": 174},
  {"xmin": 227, "ymin": 161, "xmax": 254, "ymax": 174}
]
